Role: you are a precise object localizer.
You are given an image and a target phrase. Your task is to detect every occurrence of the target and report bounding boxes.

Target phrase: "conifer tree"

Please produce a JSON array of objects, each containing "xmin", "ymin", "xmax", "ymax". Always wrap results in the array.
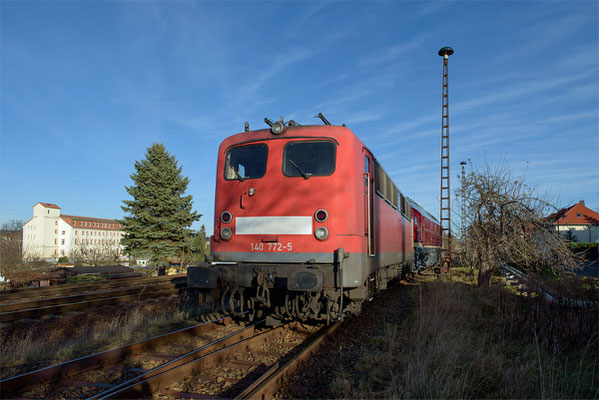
[{"xmin": 120, "ymin": 143, "xmax": 201, "ymax": 265}]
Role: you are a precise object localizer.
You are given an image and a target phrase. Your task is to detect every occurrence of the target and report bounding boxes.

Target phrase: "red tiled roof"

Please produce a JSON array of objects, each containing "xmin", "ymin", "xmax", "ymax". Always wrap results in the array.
[
  {"xmin": 60, "ymin": 214, "xmax": 122, "ymax": 230},
  {"xmin": 547, "ymin": 202, "xmax": 599, "ymax": 226},
  {"xmin": 35, "ymin": 202, "xmax": 61, "ymax": 209}
]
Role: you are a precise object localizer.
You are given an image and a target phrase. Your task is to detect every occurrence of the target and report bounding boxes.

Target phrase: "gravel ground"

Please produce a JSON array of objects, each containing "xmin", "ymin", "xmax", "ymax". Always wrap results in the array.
[{"xmin": 277, "ymin": 278, "xmax": 417, "ymax": 399}]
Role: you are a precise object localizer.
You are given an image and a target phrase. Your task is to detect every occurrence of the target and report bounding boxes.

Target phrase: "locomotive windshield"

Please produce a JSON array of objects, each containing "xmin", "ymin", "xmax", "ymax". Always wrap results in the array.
[
  {"xmin": 224, "ymin": 144, "xmax": 268, "ymax": 180},
  {"xmin": 283, "ymin": 141, "xmax": 336, "ymax": 178}
]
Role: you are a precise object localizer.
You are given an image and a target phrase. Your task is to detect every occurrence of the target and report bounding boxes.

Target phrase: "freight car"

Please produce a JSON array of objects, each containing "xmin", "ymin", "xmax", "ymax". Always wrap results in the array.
[{"xmin": 183, "ymin": 116, "xmax": 439, "ymax": 324}]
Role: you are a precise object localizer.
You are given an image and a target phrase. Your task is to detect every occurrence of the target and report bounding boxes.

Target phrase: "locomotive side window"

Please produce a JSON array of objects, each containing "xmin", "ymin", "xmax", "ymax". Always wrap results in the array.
[
  {"xmin": 283, "ymin": 141, "xmax": 336, "ymax": 178},
  {"xmin": 224, "ymin": 144, "xmax": 268, "ymax": 180}
]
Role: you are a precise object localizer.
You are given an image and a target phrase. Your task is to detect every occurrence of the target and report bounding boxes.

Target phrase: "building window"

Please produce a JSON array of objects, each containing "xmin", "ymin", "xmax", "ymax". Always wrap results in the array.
[
  {"xmin": 61, "ymin": 250, "xmax": 65, "ymax": 256},
  {"xmin": 576, "ymin": 213, "xmax": 581, "ymax": 217},
  {"xmin": 61, "ymin": 239, "xmax": 65, "ymax": 245},
  {"xmin": 61, "ymin": 230, "xmax": 65, "ymax": 235},
  {"xmin": 54, "ymin": 239, "xmax": 57, "ymax": 245},
  {"xmin": 55, "ymin": 229, "xmax": 58, "ymax": 234}
]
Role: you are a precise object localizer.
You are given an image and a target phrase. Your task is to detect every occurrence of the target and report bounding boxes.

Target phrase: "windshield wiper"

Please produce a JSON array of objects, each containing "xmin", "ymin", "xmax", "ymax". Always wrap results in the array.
[{"xmin": 289, "ymin": 159, "xmax": 311, "ymax": 179}]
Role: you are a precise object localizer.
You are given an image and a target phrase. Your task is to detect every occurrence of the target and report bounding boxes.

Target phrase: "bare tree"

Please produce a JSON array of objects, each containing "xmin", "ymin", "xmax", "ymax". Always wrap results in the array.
[
  {"xmin": 0, "ymin": 220, "xmax": 25, "ymax": 273},
  {"xmin": 70, "ymin": 237, "xmax": 122, "ymax": 266},
  {"xmin": 457, "ymin": 161, "xmax": 578, "ymax": 286}
]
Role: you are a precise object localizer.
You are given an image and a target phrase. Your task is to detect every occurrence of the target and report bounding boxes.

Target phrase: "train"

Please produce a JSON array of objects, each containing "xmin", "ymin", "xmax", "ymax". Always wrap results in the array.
[{"xmin": 182, "ymin": 116, "xmax": 440, "ymax": 324}]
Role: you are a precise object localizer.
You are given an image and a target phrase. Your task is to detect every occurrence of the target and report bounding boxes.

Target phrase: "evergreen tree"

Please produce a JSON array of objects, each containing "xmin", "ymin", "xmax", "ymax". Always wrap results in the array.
[
  {"xmin": 179, "ymin": 224, "xmax": 210, "ymax": 267},
  {"xmin": 562, "ymin": 229, "xmax": 578, "ymax": 243},
  {"xmin": 119, "ymin": 143, "xmax": 201, "ymax": 265}
]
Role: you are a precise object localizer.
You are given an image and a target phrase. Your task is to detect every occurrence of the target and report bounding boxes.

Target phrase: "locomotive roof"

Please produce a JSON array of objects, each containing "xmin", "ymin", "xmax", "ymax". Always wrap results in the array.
[
  {"xmin": 221, "ymin": 124, "xmax": 355, "ymax": 150},
  {"xmin": 407, "ymin": 197, "xmax": 439, "ymax": 223}
]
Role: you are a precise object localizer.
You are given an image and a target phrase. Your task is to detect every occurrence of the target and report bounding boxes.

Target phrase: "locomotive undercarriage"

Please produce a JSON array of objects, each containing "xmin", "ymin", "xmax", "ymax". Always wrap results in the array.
[
  {"xmin": 181, "ymin": 261, "xmax": 355, "ymax": 324},
  {"xmin": 414, "ymin": 246, "xmax": 441, "ymax": 272},
  {"xmin": 180, "ymin": 256, "xmax": 408, "ymax": 325}
]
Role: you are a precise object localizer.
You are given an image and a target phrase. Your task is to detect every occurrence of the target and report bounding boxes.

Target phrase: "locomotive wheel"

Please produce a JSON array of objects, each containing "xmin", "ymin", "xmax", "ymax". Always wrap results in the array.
[
  {"xmin": 220, "ymin": 288, "xmax": 234, "ymax": 315},
  {"xmin": 228, "ymin": 288, "xmax": 244, "ymax": 317}
]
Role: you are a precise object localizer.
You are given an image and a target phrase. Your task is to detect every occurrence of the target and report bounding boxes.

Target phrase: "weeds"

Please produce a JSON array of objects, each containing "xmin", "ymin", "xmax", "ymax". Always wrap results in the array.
[
  {"xmin": 332, "ymin": 269, "xmax": 598, "ymax": 399},
  {"xmin": 0, "ymin": 298, "xmax": 194, "ymax": 378}
]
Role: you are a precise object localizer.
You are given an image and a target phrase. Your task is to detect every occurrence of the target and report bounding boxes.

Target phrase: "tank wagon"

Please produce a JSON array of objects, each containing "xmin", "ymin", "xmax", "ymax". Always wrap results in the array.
[{"xmin": 184, "ymin": 117, "xmax": 438, "ymax": 324}]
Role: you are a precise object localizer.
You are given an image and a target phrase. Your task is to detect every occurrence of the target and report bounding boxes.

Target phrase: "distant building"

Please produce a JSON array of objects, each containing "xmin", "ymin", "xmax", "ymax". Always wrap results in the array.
[
  {"xmin": 546, "ymin": 200, "xmax": 599, "ymax": 243},
  {"xmin": 22, "ymin": 202, "xmax": 125, "ymax": 261}
]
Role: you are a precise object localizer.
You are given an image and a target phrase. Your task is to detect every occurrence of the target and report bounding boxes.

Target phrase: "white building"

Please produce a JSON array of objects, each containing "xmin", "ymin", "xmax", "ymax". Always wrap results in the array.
[{"xmin": 22, "ymin": 202, "xmax": 125, "ymax": 261}]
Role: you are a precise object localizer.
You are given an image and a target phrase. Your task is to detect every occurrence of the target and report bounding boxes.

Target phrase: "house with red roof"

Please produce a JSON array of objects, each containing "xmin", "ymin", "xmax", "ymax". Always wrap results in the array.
[
  {"xmin": 546, "ymin": 200, "xmax": 599, "ymax": 243},
  {"xmin": 22, "ymin": 202, "xmax": 125, "ymax": 261}
]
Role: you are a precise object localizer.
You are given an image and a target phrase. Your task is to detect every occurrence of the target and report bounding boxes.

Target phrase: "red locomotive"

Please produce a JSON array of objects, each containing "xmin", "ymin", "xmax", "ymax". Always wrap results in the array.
[
  {"xmin": 184, "ymin": 116, "xmax": 440, "ymax": 323},
  {"xmin": 409, "ymin": 200, "xmax": 441, "ymax": 272}
]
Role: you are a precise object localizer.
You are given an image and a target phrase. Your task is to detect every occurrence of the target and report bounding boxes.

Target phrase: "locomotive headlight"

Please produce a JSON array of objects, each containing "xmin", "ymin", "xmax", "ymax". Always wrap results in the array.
[
  {"xmin": 221, "ymin": 211, "xmax": 233, "ymax": 224},
  {"xmin": 220, "ymin": 227, "xmax": 233, "ymax": 240},
  {"xmin": 314, "ymin": 209, "xmax": 328, "ymax": 222},
  {"xmin": 271, "ymin": 121, "xmax": 286, "ymax": 135},
  {"xmin": 314, "ymin": 226, "xmax": 328, "ymax": 240}
]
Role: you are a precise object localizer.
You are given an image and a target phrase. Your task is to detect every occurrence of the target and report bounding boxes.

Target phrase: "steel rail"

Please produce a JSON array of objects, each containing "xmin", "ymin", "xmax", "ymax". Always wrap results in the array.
[
  {"xmin": 1, "ymin": 281, "xmax": 184, "ymax": 311},
  {"xmin": 95, "ymin": 321, "xmax": 298, "ymax": 399},
  {"xmin": 0, "ymin": 316, "xmax": 231, "ymax": 398},
  {"xmin": 0, "ymin": 274, "xmax": 185, "ymax": 301},
  {"xmin": 0, "ymin": 287, "xmax": 180, "ymax": 323},
  {"xmin": 236, "ymin": 321, "xmax": 342, "ymax": 399},
  {"xmin": 501, "ymin": 264, "xmax": 598, "ymax": 308}
]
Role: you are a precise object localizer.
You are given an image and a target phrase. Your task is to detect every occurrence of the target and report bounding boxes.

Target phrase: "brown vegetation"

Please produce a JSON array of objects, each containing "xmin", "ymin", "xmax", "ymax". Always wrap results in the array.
[
  {"xmin": 0, "ymin": 298, "xmax": 194, "ymax": 379},
  {"xmin": 457, "ymin": 161, "xmax": 579, "ymax": 286},
  {"xmin": 331, "ymin": 269, "xmax": 598, "ymax": 399}
]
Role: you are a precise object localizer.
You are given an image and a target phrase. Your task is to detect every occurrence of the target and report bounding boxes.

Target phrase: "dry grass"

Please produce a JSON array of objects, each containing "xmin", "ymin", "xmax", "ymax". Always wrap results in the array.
[
  {"xmin": 0, "ymin": 298, "xmax": 195, "ymax": 378},
  {"xmin": 331, "ymin": 269, "xmax": 598, "ymax": 399}
]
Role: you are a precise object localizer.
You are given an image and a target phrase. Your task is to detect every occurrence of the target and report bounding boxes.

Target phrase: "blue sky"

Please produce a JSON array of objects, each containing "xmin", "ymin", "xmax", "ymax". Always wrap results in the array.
[{"xmin": 1, "ymin": 1, "xmax": 598, "ymax": 235}]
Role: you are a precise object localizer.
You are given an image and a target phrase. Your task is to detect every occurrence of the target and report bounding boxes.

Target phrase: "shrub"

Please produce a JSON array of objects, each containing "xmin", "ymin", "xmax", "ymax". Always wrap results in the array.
[
  {"xmin": 570, "ymin": 242, "xmax": 598, "ymax": 260},
  {"xmin": 65, "ymin": 274, "xmax": 104, "ymax": 284}
]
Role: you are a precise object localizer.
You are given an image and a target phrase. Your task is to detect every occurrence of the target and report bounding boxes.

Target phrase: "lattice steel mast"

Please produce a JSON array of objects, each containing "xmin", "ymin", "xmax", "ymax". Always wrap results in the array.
[{"xmin": 438, "ymin": 46, "xmax": 454, "ymax": 273}]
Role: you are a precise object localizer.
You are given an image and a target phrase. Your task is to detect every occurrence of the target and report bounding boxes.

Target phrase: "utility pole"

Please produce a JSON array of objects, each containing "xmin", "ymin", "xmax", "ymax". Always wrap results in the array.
[{"xmin": 438, "ymin": 46, "xmax": 454, "ymax": 275}]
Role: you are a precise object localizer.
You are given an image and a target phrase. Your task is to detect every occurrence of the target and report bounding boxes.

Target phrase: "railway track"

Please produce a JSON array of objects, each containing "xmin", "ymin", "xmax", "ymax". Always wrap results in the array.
[
  {"xmin": 1, "ymin": 316, "xmax": 341, "ymax": 399},
  {"xmin": 501, "ymin": 264, "xmax": 598, "ymax": 308},
  {"xmin": 0, "ymin": 275, "xmax": 185, "ymax": 323}
]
